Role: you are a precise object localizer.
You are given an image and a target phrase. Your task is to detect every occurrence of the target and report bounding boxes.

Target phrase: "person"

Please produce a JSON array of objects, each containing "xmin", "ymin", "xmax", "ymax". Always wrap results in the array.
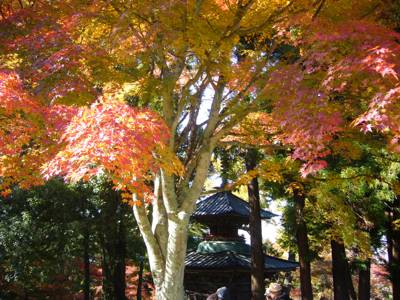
[
  {"xmin": 207, "ymin": 286, "xmax": 231, "ymax": 300},
  {"xmin": 206, "ymin": 292, "xmax": 218, "ymax": 300},
  {"xmin": 265, "ymin": 283, "xmax": 290, "ymax": 300}
]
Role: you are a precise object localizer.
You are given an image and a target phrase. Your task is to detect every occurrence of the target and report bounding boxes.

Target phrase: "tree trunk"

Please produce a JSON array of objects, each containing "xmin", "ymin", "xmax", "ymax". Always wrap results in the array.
[
  {"xmin": 391, "ymin": 229, "xmax": 400, "ymax": 300},
  {"xmin": 99, "ymin": 190, "xmax": 127, "ymax": 300},
  {"xmin": 83, "ymin": 228, "xmax": 91, "ymax": 300},
  {"xmin": 331, "ymin": 239, "xmax": 356, "ymax": 300},
  {"xmin": 101, "ymin": 240, "xmax": 113, "ymax": 300},
  {"xmin": 245, "ymin": 148, "xmax": 265, "ymax": 300},
  {"xmin": 358, "ymin": 259, "xmax": 370, "ymax": 300},
  {"xmin": 387, "ymin": 198, "xmax": 400, "ymax": 300},
  {"xmin": 388, "ymin": 232, "xmax": 400, "ymax": 300},
  {"xmin": 133, "ymin": 190, "xmax": 202, "ymax": 300},
  {"xmin": 137, "ymin": 257, "xmax": 144, "ymax": 300},
  {"xmin": 157, "ymin": 216, "xmax": 190, "ymax": 299},
  {"xmin": 132, "ymin": 136, "xmax": 217, "ymax": 300},
  {"xmin": 114, "ymin": 207, "xmax": 126, "ymax": 300},
  {"xmin": 293, "ymin": 189, "xmax": 313, "ymax": 300}
]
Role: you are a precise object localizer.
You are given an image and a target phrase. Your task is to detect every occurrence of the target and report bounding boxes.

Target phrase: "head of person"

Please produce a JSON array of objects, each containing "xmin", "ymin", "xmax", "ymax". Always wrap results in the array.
[
  {"xmin": 216, "ymin": 286, "xmax": 230, "ymax": 299},
  {"xmin": 265, "ymin": 283, "xmax": 283, "ymax": 299}
]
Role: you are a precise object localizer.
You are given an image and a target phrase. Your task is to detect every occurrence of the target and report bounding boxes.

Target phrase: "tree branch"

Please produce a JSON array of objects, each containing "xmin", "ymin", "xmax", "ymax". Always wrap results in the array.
[
  {"xmin": 171, "ymin": 65, "xmax": 206, "ymax": 137},
  {"xmin": 311, "ymin": 0, "xmax": 326, "ymax": 21},
  {"xmin": 238, "ymin": 0, "xmax": 297, "ymax": 35},
  {"xmin": 160, "ymin": 169, "xmax": 179, "ymax": 213},
  {"xmin": 152, "ymin": 174, "xmax": 168, "ymax": 260},
  {"xmin": 180, "ymin": 77, "xmax": 225, "ymax": 190},
  {"xmin": 132, "ymin": 197, "xmax": 165, "ymax": 288},
  {"xmin": 178, "ymin": 78, "xmax": 225, "ymax": 211}
]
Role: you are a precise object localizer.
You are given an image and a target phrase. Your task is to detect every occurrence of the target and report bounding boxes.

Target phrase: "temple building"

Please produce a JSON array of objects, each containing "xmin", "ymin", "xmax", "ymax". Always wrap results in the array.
[{"xmin": 184, "ymin": 191, "xmax": 298, "ymax": 299}]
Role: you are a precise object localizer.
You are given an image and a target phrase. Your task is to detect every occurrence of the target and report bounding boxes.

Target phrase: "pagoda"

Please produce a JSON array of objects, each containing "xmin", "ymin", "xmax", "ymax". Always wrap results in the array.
[{"xmin": 184, "ymin": 191, "xmax": 298, "ymax": 299}]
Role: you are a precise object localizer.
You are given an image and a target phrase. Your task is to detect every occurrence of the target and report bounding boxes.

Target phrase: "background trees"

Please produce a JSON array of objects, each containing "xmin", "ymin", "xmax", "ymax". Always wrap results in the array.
[{"xmin": 0, "ymin": 179, "xmax": 148, "ymax": 299}]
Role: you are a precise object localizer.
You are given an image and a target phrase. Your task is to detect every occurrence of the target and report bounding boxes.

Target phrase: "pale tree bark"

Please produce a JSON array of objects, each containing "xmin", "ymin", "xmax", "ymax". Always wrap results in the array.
[
  {"xmin": 158, "ymin": 213, "xmax": 190, "ymax": 299},
  {"xmin": 130, "ymin": 66, "xmax": 266, "ymax": 299},
  {"xmin": 131, "ymin": 74, "xmax": 256, "ymax": 299},
  {"xmin": 131, "ymin": 85, "xmax": 221, "ymax": 299},
  {"xmin": 132, "ymin": 201, "xmax": 165, "ymax": 290},
  {"xmin": 152, "ymin": 175, "xmax": 168, "ymax": 260},
  {"xmin": 133, "ymin": 150, "xmax": 215, "ymax": 299}
]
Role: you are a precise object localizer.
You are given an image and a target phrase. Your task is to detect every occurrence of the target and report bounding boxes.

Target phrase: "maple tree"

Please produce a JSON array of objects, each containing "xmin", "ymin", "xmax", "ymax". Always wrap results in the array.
[
  {"xmin": 264, "ymin": 14, "xmax": 400, "ymax": 176},
  {"xmin": 2, "ymin": 0, "xmax": 400, "ymax": 299},
  {"xmin": 0, "ymin": 1, "xmax": 314, "ymax": 298}
]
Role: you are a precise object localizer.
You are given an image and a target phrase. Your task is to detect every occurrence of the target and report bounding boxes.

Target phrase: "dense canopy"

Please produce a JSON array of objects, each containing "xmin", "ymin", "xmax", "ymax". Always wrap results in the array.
[{"xmin": 1, "ymin": 0, "xmax": 400, "ymax": 299}]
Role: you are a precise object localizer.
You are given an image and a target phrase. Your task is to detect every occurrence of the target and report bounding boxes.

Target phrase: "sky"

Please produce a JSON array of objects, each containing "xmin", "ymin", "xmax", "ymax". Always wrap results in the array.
[
  {"xmin": 205, "ymin": 174, "xmax": 281, "ymax": 245},
  {"xmin": 195, "ymin": 87, "xmax": 282, "ymax": 245}
]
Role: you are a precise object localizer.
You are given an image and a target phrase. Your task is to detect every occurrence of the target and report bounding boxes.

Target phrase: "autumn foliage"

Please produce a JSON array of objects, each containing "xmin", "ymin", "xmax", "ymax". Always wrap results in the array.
[
  {"xmin": 43, "ymin": 99, "xmax": 171, "ymax": 203},
  {"xmin": 0, "ymin": 69, "xmax": 171, "ymax": 200},
  {"xmin": 263, "ymin": 18, "xmax": 400, "ymax": 175},
  {"xmin": 1, "ymin": 0, "xmax": 400, "ymax": 186},
  {"xmin": 1, "ymin": 0, "xmax": 400, "ymax": 299}
]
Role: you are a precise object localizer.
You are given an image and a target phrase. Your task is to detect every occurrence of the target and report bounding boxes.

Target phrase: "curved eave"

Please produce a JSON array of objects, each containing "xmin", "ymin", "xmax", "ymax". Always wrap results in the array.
[
  {"xmin": 185, "ymin": 251, "xmax": 299, "ymax": 273},
  {"xmin": 192, "ymin": 192, "xmax": 277, "ymax": 222}
]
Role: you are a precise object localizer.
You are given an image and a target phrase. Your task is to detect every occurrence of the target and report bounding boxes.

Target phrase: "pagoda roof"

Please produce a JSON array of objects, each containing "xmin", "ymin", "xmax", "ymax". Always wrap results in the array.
[
  {"xmin": 192, "ymin": 191, "xmax": 276, "ymax": 222},
  {"xmin": 185, "ymin": 251, "xmax": 298, "ymax": 272},
  {"xmin": 185, "ymin": 241, "xmax": 298, "ymax": 273}
]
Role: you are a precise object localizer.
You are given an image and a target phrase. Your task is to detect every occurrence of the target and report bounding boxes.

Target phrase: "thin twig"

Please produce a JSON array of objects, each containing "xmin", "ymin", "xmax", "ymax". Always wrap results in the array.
[{"xmin": 311, "ymin": 0, "xmax": 326, "ymax": 21}]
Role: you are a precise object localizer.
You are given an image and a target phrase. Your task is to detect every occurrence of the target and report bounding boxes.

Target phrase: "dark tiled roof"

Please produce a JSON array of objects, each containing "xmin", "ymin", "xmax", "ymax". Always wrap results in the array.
[
  {"xmin": 192, "ymin": 192, "xmax": 276, "ymax": 220},
  {"xmin": 185, "ymin": 251, "xmax": 298, "ymax": 272}
]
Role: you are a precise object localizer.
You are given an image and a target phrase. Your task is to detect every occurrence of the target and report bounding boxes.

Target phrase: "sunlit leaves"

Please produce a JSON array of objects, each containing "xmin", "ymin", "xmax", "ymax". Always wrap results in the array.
[
  {"xmin": 265, "ymin": 18, "xmax": 400, "ymax": 176},
  {"xmin": 0, "ymin": 70, "xmax": 78, "ymax": 192},
  {"xmin": 42, "ymin": 98, "xmax": 172, "ymax": 201},
  {"xmin": 231, "ymin": 158, "xmax": 286, "ymax": 190},
  {"xmin": 0, "ymin": 69, "xmax": 174, "ymax": 203},
  {"xmin": 224, "ymin": 112, "xmax": 277, "ymax": 147},
  {"xmin": 0, "ymin": 70, "xmax": 41, "ymax": 160},
  {"xmin": 4, "ymin": 0, "xmax": 399, "ymax": 187}
]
